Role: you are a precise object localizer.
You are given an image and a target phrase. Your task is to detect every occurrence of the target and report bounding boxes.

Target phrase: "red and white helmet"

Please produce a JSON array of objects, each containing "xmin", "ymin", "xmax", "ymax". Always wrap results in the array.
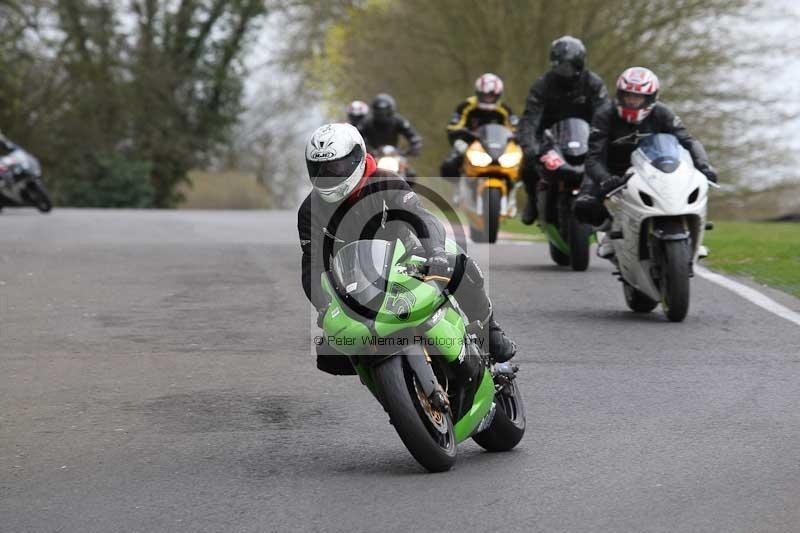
[
  {"xmin": 475, "ymin": 73, "xmax": 504, "ymax": 109},
  {"xmin": 345, "ymin": 100, "xmax": 369, "ymax": 125},
  {"xmin": 615, "ymin": 67, "xmax": 660, "ymax": 124}
]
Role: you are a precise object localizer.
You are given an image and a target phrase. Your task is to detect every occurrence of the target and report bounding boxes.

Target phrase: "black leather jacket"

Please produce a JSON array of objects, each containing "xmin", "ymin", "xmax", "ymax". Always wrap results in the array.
[
  {"xmin": 517, "ymin": 70, "xmax": 609, "ymax": 155},
  {"xmin": 297, "ymin": 168, "xmax": 445, "ymax": 310},
  {"xmin": 586, "ymin": 102, "xmax": 712, "ymax": 183},
  {"xmin": 358, "ymin": 114, "xmax": 423, "ymax": 156}
]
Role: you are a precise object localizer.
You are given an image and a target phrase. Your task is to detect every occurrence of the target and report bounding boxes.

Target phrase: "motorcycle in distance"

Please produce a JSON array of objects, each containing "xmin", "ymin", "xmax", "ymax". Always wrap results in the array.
[
  {"xmin": 603, "ymin": 133, "xmax": 717, "ymax": 322},
  {"xmin": 456, "ymin": 124, "xmax": 523, "ymax": 243},
  {"xmin": 374, "ymin": 145, "xmax": 409, "ymax": 177},
  {"xmin": 318, "ymin": 238, "xmax": 525, "ymax": 472},
  {"xmin": 0, "ymin": 146, "xmax": 52, "ymax": 213},
  {"xmin": 536, "ymin": 118, "xmax": 594, "ymax": 271}
]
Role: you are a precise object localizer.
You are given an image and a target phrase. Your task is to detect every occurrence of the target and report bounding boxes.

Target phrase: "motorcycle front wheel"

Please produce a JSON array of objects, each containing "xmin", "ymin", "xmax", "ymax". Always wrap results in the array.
[
  {"xmin": 23, "ymin": 181, "xmax": 52, "ymax": 213},
  {"xmin": 660, "ymin": 240, "xmax": 691, "ymax": 322},
  {"xmin": 483, "ymin": 187, "xmax": 502, "ymax": 244},
  {"xmin": 373, "ymin": 356, "xmax": 456, "ymax": 472},
  {"xmin": 568, "ymin": 214, "xmax": 592, "ymax": 272}
]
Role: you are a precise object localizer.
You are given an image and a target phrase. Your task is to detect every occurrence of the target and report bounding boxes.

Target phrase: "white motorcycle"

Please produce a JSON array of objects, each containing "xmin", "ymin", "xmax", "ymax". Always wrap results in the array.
[
  {"xmin": 0, "ymin": 147, "xmax": 52, "ymax": 213},
  {"xmin": 602, "ymin": 133, "xmax": 715, "ymax": 322}
]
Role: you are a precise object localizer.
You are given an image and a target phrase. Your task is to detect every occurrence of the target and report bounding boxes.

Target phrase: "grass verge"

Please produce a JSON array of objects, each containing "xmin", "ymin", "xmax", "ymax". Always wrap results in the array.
[
  {"xmin": 703, "ymin": 222, "xmax": 800, "ymax": 298},
  {"xmin": 180, "ymin": 170, "xmax": 270, "ymax": 209}
]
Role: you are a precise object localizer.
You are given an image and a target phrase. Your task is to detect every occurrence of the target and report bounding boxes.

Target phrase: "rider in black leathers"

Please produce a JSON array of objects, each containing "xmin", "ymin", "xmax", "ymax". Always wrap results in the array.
[
  {"xmin": 516, "ymin": 36, "xmax": 609, "ymax": 224},
  {"xmin": 358, "ymin": 93, "xmax": 423, "ymax": 157},
  {"xmin": 574, "ymin": 67, "xmax": 717, "ymax": 227}
]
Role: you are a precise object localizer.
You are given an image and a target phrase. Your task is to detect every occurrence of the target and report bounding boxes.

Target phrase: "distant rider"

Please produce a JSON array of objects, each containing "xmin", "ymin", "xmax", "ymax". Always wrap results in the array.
[
  {"xmin": 516, "ymin": 36, "xmax": 610, "ymax": 224},
  {"xmin": 358, "ymin": 93, "xmax": 423, "ymax": 159},
  {"xmin": 440, "ymin": 73, "xmax": 518, "ymax": 184},
  {"xmin": 574, "ymin": 67, "xmax": 717, "ymax": 242},
  {"xmin": 298, "ymin": 123, "xmax": 516, "ymax": 374},
  {"xmin": 345, "ymin": 100, "xmax": 369, "ymax": 129}
]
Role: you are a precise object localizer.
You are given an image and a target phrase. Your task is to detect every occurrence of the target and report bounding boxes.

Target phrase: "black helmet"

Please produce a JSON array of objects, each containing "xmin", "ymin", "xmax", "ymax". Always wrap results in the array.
[
  {"xmin": 372, "ymin": 93, "xmax": 396, "ymax": 123},
  {"xmin": 549, "ymin": 36, "xmax": 586, "ymax": 82}
]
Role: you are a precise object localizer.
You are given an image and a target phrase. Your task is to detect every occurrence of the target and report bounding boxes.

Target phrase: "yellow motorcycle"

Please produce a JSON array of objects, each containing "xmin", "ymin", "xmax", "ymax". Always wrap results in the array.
[{"xmin": 456, "ymin": 124, "xmax": 522, "ymax": 243}]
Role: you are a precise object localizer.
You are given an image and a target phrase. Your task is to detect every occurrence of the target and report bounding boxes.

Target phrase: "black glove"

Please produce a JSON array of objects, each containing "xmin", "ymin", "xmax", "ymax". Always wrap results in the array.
[
  {"xmin": 698, "ymin": 165, "xmax": 718, "ymax": 183},
  {"xmin": 599, "ymin": 174, "xmax": 627, "ymax": 196},
  {"xmin": 425, "ymin": 248, "xmax": 451, "ymax": 279}
]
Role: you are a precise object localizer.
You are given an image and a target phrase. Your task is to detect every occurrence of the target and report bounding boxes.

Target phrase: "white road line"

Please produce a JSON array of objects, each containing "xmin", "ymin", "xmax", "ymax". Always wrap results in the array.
[{"xmin": 695, "ymin": 265, "xmax": 800, "ymax": 327}]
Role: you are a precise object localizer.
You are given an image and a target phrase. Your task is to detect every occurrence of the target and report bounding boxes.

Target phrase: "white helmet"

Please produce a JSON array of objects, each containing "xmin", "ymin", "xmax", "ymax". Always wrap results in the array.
[{"xmin": 305, "ymin": 123, "xmax": 367, "ymax": 203}]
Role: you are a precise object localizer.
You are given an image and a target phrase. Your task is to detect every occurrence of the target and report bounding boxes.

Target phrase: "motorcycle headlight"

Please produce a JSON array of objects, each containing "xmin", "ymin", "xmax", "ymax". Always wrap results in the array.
[
  {"xmin": 377, "ymin": 157, "xmax": 400, "ymax": 173},
  {"xmin": 498, "ymin": 151, "xmax": 522, "ymax": 168},
  {"xmin": 466, "ymin": 149, "xmax": 492, "ymax": 167}
]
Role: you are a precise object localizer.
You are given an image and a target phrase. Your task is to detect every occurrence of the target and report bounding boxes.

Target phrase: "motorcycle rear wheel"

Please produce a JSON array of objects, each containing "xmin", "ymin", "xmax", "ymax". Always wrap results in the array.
[
  {"xmin": 623, "ymin": 282, "xmax": 658, "ymax": 313},
  {"xmin": 472, "ymin": 379, "xmax": 526, "ymax": 452},
  {"xmin": 373, "ymin": 356, "xmax": 457, "ymax": 472}
]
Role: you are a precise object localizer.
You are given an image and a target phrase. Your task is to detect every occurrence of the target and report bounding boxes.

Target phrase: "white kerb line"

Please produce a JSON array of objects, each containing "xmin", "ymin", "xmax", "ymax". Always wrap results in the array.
[{"xmin": 695, "ymin": 265, "xmax": 800, "ymax": 327}]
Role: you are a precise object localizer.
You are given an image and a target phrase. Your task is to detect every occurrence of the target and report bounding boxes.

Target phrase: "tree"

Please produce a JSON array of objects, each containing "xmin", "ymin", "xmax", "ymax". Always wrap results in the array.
[
  {"xmin": 1, "ymin": 0, "xmax": 269, "ymax": 207},
  {"xmin": 300, "ymin": 0, "xmax": 783, "ymax": 185}
]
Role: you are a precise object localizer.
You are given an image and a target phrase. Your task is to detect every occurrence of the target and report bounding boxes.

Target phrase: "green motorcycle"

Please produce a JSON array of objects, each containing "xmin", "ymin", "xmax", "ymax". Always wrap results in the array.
[{"xmin": 319, "ymin": 238, "xmax": 525, "ymax": 472}]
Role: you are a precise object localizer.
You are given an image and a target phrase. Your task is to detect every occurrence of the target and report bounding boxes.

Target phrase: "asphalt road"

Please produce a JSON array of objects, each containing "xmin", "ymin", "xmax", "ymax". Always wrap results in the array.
[{"xmin": 2, "ymin": 209, "xmax": 799, "ymax": 533}]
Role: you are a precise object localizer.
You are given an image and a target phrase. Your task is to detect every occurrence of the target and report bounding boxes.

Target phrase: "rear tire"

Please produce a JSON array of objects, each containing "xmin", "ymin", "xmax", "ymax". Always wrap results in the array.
[
  {"xmin": 661, "ymin": 240, "xmax": 691, "ymax": 322},
  {"xmin": 549, "ymin": 242, "xmax": 570, "ymax": 266},
  {"xmin": 472, "ymin": 380, "xmax": 526, "ymax": 452},
  {"xmin": 568, "ymin": 214, "xmax": 592, "ymax": 271},
  {"xmin": 373, "ymin": 356, "xmax": 457, "ymax": 472},
  {"xmin": 483, "ymin": 187, "xmax": 501, "ymax": 244},
  {"xmin": 623, "ymin": 282, "xmax": 658, "ymax": 313}
]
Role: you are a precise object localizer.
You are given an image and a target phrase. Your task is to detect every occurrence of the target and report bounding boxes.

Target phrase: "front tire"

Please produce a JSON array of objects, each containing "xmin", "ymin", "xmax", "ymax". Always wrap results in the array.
[
  {"xmin": 483, "ymin": 187, "xmax": 501, "ymax": 244},
  {"xmin": 568, "ymin": 214, "xmax": 592, "ymax": 271},
  {"xmin": 623, "ymin": 282, "xmax": 658, "ymax": 313},
  {"xmin": 472, "ymin": 379, "xmax": 526, "ymax": 452},
  {"xmin": 660, "ymin": 240, "xmax": 691, "ymax": 322},
  {"xmin": 23, "ymin": 181, "xmax": 52, "ymax": 213},
  {"xmin": 373, "ymin": 356, "xmax": 457, "ymax": 472}
]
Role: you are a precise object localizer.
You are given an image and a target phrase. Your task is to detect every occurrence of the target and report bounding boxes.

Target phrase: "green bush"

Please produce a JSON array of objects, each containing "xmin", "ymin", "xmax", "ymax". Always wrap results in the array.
[{"xmin": 58, "ymin": 154, "xmax": 154, "ymax": 208}]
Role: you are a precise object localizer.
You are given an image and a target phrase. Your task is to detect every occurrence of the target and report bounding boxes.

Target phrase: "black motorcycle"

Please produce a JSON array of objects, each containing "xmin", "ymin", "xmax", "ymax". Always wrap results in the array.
[
  {"xmin": 536, "ymin": 118, "xmax": 592, "ymax": 271},
  {"xmin": 0, "ymin": 147, "xmax": 52, "ymax": 213}
]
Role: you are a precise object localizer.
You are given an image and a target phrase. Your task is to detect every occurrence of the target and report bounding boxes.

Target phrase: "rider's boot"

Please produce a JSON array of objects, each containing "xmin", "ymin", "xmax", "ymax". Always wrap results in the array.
[{"xmin": 486, "ymin": 316, "xmax": 517, "ymax": 363}]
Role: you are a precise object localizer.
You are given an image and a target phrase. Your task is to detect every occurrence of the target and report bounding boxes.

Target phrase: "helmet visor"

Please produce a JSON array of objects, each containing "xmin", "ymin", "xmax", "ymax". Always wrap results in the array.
[
  {"xmin": 616, "ymin": 90, "xmax": 655, "ymax": 110},
  {"xmin": 552, "ymin": 60, "xmax": 582, "ymax": 79},
  {"xmin": 477, "ymin": 92, "xmax": 499, "ymax": 104},
  {"xmin": 307, "ymin": 144, "xmax": 364, "ymax": 189}
]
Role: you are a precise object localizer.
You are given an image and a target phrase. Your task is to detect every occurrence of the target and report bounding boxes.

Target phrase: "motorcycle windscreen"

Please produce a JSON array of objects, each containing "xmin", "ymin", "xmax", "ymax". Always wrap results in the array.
[
  {"xmin": 635, "ymin": 134, "xmax": 682, "ymax": 173},
  {"xmin": 549, "ymin": 118, "xmax": 590, "ymax": 160},
  {"xmin": 331, "ymin": 239, "xmax": 394, "ymax": 319},
  {"xmin": 476, "ymin": 123, "xmax": 512, "ymax": 161}
]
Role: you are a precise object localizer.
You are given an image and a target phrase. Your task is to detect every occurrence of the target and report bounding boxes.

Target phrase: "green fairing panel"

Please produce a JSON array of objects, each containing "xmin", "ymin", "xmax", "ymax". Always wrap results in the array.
[
  {"xmin": 543, "ymin": 223, "xmax": 570, "ymax": 254},
  {"xmin": 373, "ymin": 242, "xmax": 445, "ymax": 337},
  {"xmin": 454, "ymin": 369, "xmax": 495, "ymax": 442},
  {"xmin": 421, "ymin": 305, "xmax": 466, "ymax": 363}
]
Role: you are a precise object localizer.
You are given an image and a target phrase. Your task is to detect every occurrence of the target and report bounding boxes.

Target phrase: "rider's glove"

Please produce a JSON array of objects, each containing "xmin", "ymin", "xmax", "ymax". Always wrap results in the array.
[
  {"xmin": 453, "ymin": 139, "xmax": 469, "ymax": 154},
  {"xmin": 425, "ymin": 248, "xmax": 451, "ymax": 279},
  {"xmin": 698, "ymin": 165, "xmax": 718, "ymax": 183},
  {"xmin": 599, "ymin": 174, "xmax": 627, "ymax": 196}
]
